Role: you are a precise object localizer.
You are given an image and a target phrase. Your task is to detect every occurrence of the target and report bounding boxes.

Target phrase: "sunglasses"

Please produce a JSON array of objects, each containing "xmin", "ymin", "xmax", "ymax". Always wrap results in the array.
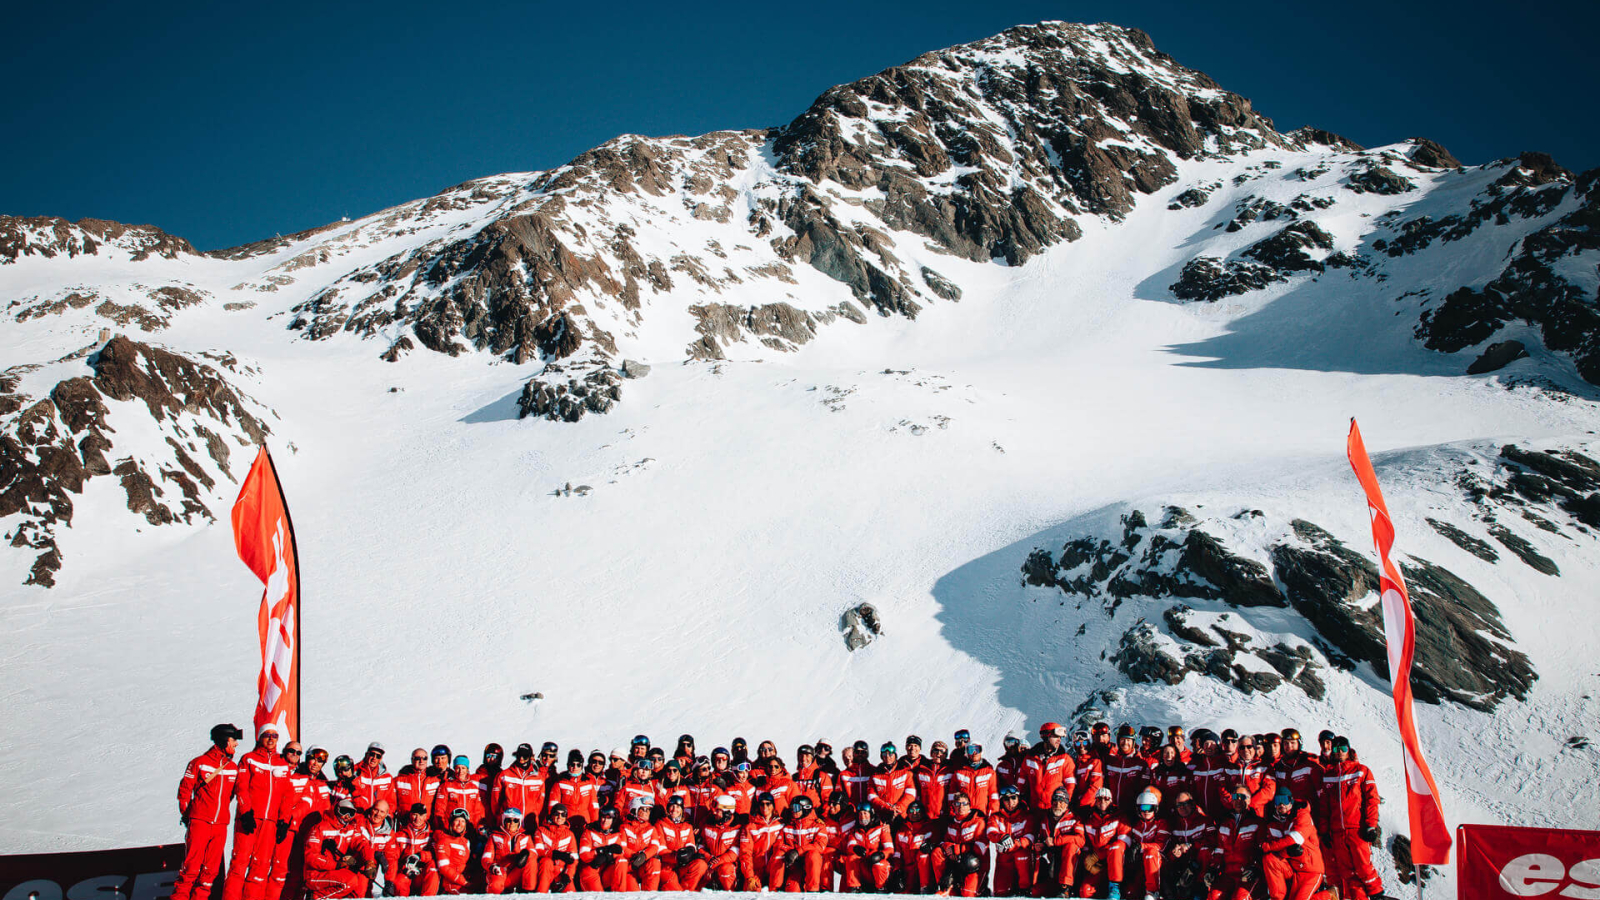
[
  {"xmin": 284, "ymin": 749, "xmax": 303, "ymax": 757},
  {"xmin": 310, "ymin": 752, "xmax": 329, "ymax": 762},
  {"xmin": 1223, "ymin": 738, "xmax": 1239, "ymax": 743},
  {"xmin": 413, "ymin": 756, "xmax": 427, "ymax": 763}
]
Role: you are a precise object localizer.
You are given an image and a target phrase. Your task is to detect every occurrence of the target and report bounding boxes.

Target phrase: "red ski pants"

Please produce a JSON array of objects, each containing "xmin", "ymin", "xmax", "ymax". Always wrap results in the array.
[
  {"xmin": 932, "ymin": 848, "xmax": 983, "ymax": 898},
  {"xmin": 659, "ymin": 858, "xmax": 710, "ymax": 891},
  {"xmin": 1263, "ymin": 854, "xmax": 1323, "ymax": 900},
  {"xmin": 1076, "ymin": 845, "xmax": 1126, "ymax": 899},
  {"xmin": 485, "ymin": 862, "xmax": 537, "ymax": 893},
  {"xmin": 174, "ymin": 819, "xmax": 230, "ymax": 900},
  {"xmin": 782, "ymin": 850, "xmax": 828, "ymax": 892},
  {"xmin": 537, "ymin": 857, "xmax": 577, "ymax": 892},
  {"xmin": 843, "ymin": 855, "xmax": 892, "ymax": 891},
  {"xmin": 900, "ymin": 853, "xmax": 935, "ymax": 893},
  {"xmin": 1326, "ymin": 829, "xmax": 1383, "ymax": 900},
  {"xmin": 993, "ymin": 848, "xmax": 1034, "ymax": 896}
]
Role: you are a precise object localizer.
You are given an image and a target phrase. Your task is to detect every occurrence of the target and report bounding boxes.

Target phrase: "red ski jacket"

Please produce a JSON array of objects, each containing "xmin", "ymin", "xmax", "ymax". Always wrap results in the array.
[
  {"xmin": 700, "ymin": 821, "xmax": 743, "ymax": 869},
  {"xmin": 393, "ymin": 766, "xmax": 441, "ymax": 818},
  {"xmin": 1209, "ymin": 812, "xmax": 1263, "ymax": 873},
  {"xmin": 869, "ymin": 765, "xmax": 917, "ymax": 817},
  {"xmin": 432, "ymin": 777, "xmax": 486, "ymax": 829},
  {"xmin": 952, "ymin": 763, "xmax": 1000, "ymax": 815},
  {"xmin": 177, "ymin": 747, "xmax": 239, "ymax": 826},
  {"xmin": 352, "ymin": 760, "xmax": 396, "ymax": 813},
  {"xmin": 494, "ymin": 763, "xmax": 549, "ymax": 820},
  {"xmin": 482, "ymin": 827, "xmax": 534, "ymax": 871},
  {"xmin": 430, "ymin": 830, "xmax": 472, "ymax": 885},
  {"xmin": 1316, "ymin": 760, "xmax": 1379, "ymax": 832},
  {"xmin": 303, "ymin": 816, "xmax": 373, "ymax": 873},
  {"xmin": 938, "ymin": 811, "xmax": 989, "ymax": 856},
  {"xmin": 236, "ymin": 747, "xmax": 292, "ymax": 822},
  {"xmin": 1261, "ymin": 802, "xmax": 1323, "ymax": 874},
  {"xmin": 1024, "ymin": 752, "xmax": 1074, "ymax": 811}
]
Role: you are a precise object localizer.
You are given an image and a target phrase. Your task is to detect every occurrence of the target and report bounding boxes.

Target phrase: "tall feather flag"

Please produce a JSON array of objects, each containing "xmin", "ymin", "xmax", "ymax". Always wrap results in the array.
[
  {"xmin": 231, "ymin": 445, "xmax": 301, "ymax": 742},
  {"xmin": 1346, "ymin": 419, "xmax": 1451, "ymax": 865}
]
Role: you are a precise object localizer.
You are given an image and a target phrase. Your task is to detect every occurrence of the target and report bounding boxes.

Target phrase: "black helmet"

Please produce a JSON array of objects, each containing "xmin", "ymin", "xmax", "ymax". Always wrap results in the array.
[
  {"xmin": 906, "ymin": 800, "xmax": 925, "ymax": 819},
  {"xmin": 210, "ymin": 723, "xmax": 243, "ymax": 746},
  {"xmin": 827, "ymin": 789, "xmax": 848, "ymax": 805},
  {"xmin": 791, "ymin": 796, "xmax": 813, "ymax": 815},
  {"xmin": 1116, "ymin": 723, "xmax": 1136, "ymax": 740}
]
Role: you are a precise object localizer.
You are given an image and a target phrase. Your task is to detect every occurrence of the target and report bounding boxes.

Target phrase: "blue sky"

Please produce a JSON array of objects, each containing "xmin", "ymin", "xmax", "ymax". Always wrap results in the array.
[{"xmin": 5, "ymin": 0, "xmax": 1594, "ymax": 250}]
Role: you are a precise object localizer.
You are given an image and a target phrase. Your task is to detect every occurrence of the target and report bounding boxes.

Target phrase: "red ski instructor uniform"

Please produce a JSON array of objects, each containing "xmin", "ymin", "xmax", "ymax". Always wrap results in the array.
[{"xmin": 174, "ymin": 734, "xmax": 241, "ymax": 900}]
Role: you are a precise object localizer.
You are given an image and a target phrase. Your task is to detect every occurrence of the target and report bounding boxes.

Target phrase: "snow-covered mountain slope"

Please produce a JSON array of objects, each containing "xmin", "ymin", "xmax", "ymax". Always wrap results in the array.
[{"xmin": 2, "ymin": 20, "xmax": 1598, "ymax": 890}]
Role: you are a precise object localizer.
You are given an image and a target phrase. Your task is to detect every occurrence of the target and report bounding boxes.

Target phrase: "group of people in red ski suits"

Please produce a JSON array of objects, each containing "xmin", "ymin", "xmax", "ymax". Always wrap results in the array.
[{"xmin": 175, "ymin": 721, "xmax": 1390, "ymax": 900}]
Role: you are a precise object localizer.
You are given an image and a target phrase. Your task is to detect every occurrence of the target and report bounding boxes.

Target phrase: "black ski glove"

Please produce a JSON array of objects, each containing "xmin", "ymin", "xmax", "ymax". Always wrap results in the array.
[
  {"xmin": 1286, "ymin": 845, "xmax": 1303, "ymax": 858},
  {"xmin": 866, "ymin": 850, "xmax": 885, "ymax": 866},
  {"xmin": 853, "ymin": 846, "xmax": 867, "ymax": 857},
  {"xmin": 276, "ymin": 820, "xmax": 291, "ymax": 843},
  {"xmin": 630, "ymin": 850, "xmax": 649, "ymax": 869},
  {"xmin": 1359, "ymin": 825, "xmax": 1380, "ymax": 844},
  {"xmin": 783, "ymin": 849, "xmax": 800, "ymax": 867},
  {"xmin": 322, "ymin": 838, "xmax": 341, "ymax": 856},
  {"xmin": 551, "ymin": 875, "xmax": 571, "ymax": 892},
  {"xmin": 552, "ymin": 849, "xmax": 575, "ymax": 863},
  {"xmin": 677, "ymin": 846, "xmax": 698, "ymax": 866},
  {"xmin": 237, "ymin": 811, "xmax": 256, "ymax": 834},
  {"xmin": 511, "ymin": 848, "xmax": 530, "ymax": 867}
]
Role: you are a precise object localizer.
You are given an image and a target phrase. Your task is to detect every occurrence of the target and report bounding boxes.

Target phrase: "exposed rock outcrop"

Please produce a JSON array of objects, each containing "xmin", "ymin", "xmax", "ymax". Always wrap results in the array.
[
  {"xmin": 1026, "ymin": 500, "xmax": 1540, "ymax": 711},
  {"xmin": 0, "ymin": 215, "xmax": 197, "ymax": 264},
  {"xmin": 1416, "ymin": 167, "xmax": 1600, "ymax": 384},
  {"xmin": 1170, "ymin": 257, "xmax": 1286, "ymax": 302},
  {"xmin": 1407, "ymin": 138, "xmax": 1461, "ymax": 170},
  {"xmin": 0, "ymin": 337, "xmax": 268, "ymax": 586}
]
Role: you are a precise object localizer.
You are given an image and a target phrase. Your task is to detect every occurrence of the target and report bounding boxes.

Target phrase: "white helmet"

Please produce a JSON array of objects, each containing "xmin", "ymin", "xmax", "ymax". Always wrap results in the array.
[
  {"xmin": 715, "ymin": 795, "xmax": 737, "ymax": 810},
  {"xmin": 1135, "ymin": 790, "xmax": 1161, "ymax": 810},
  {"xmin": 631, "ymin": 794, "xmax": 653, "ymax": 811}
]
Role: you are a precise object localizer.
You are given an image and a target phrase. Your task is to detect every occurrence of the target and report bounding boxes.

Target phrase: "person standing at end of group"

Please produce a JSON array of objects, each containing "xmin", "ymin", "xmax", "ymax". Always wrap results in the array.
[
  {"xmin": 1317, "ymin": 737, "xmax": 1388, "ymax": 900},
  {"xmin": 174, "ymin": 724, "xmax": 242, "ymax": 900}
]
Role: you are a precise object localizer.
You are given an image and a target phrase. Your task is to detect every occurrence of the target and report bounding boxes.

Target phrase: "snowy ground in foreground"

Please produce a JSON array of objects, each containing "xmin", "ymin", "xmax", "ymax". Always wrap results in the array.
[{"xmin": 2, "ymin": 153, "xmax": 1597, "ymax": 900}]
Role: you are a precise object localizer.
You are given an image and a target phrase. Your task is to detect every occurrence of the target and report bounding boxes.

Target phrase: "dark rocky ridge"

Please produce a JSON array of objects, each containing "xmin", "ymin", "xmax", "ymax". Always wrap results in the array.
[
  {"xmin": 0, "ymin": 216, "xmax": 197, "ymax": 264},
  {"xmin": 1026, "ymin": 492, "xmax": 1546, "ymax": 711},
  {"xmin": 279, "ymin": 21, "xmax": 1312, "ymax": 410},
  {"xmin": 0, "ymin": 337, "xmax": 267, "ymax": 587},
  {"xmin": 1416, "ymin": 167, "xmax": 1600, "ymax": 383}
]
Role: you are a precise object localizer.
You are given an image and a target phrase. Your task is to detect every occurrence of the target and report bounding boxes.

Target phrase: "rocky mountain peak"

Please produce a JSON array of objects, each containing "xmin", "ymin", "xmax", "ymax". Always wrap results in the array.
[{"xmin": 0, "ymin": 215, "xmax": 197, "ymax": 265}]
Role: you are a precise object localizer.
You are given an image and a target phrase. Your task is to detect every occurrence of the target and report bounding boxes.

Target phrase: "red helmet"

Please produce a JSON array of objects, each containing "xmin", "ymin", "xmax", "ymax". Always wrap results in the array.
[{"xmin": 1040, "ymin": 722, "xmax": 1066, "ymax": 737}]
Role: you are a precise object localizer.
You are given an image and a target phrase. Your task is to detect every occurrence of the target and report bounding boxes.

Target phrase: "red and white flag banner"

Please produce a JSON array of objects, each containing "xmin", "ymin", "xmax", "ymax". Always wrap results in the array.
[
  {"xmin": 231, "ymin": 445, "xmax": 300, "ymax": 742},
  {"xmin": 1347, "ymin": 419, "xmax": 1451, "ymax": 865}
]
